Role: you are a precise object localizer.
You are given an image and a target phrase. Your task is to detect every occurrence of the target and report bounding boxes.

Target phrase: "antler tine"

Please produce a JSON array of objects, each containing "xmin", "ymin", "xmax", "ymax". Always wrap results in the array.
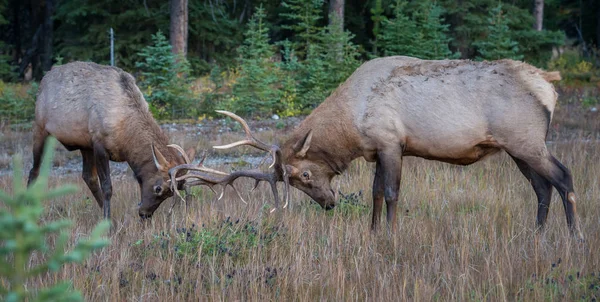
[
  {"xmin": 213, "ymin": 110, "xmax": 272, "ymax": 152},
  {"xmin": 167, "ymin": 144, "xmax": 191, "ymax": 164}
]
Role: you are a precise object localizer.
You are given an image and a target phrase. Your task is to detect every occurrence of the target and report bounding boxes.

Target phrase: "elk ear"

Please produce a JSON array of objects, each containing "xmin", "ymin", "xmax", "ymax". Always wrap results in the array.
[
  {"xmin": 186, "ymin": 148, "xmax": 196, "ymax": 163},
  {"xmin": 293, "ymin": 130, "xmax": 313, "ymax": 158},
  {"xmin": 152, "ymin": 143, "xmax": 169, "ymax": 172},
  {"xmin": 285, "ymin": 164, "xmax": 299, "ymax": 176}
]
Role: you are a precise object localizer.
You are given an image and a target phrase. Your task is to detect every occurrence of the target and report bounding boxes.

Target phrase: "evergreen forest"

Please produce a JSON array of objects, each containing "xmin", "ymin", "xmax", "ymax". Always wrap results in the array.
[{"xmin": 1, "ymin": 0, "xmax": 599, "ymax": 119}]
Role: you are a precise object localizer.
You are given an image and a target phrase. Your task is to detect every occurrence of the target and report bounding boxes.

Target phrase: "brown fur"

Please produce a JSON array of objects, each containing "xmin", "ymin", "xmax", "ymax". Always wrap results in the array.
[
  {"xmin": 280, "ymin": 56, "xmax": 582, "ymax": 240},
  {"xmin": 28, "ymin": 61, "xmax": 193, "ymax": 219}
]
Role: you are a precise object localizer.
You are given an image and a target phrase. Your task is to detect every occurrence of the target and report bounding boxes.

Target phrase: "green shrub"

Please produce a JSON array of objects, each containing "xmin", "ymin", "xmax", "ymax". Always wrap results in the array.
[
  {"xmin": 0, "ymin": 82, "xmax": 37, "ymax": 124},
  {"xmin": 0, "ymin": 137, "xmax": 110, "ymax": 301},
  {"xmin": 549, "ymin": 48, "xmax": 599, "ymax": 84}
]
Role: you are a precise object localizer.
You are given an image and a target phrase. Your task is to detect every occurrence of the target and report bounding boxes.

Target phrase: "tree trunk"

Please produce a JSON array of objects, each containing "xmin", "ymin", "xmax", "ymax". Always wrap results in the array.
[
  {"xmin": 41, "ymin": 0, "xmax": 54, "ymax": 73},
  {"xmin": 329, "ymin": 0, "xmax": 344, "ymax": 31},
  {"xmin": 170, "ymin": 0, "xmax": 188, "ymax": 58},
  {"xmin": 533, "ymin": 0, "xmax": 544, "ymax": 31},
  {"xmin": 12, "ymin": 0, "xmax": 22, "ymax": 64}
]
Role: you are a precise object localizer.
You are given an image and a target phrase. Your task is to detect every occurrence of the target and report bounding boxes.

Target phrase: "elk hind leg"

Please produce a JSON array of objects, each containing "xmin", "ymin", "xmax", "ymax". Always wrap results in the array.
[
  {"xmin": 28, "ymin": 124, "xmax": 49, "ymax": 186},
  {"xmin": 93, "ymin": 144, "xmax": 112, "ymax": 219},
  {"xmin": 81, "ymin": 149, "xmax": 105, "ymax": 209},
  {"xmin": 513, "ymin": 150, "xmax": 582, "ymax": 240},
  {"xmin": 510, "ymin": 155, "xmax": 553, "ymax": 229}
]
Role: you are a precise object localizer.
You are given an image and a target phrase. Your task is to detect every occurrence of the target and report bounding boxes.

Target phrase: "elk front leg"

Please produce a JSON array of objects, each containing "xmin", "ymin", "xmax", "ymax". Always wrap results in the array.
[
  {"xmin": 94, "ymin": 143, "xmax": 112, "ymax": 220},
  {"xmin": 371, "ymin": 160, "xmax": 385, "ymax": 231}
]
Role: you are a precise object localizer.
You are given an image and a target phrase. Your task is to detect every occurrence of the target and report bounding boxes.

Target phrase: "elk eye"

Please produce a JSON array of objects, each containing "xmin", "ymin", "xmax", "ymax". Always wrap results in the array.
[
  {"xmin": 302, "ymin": 171, "xmax": 310, "ymax": 179},
  {"xmin": 154, "ymin": 185, "xmax": 162, "ymax": 194}
]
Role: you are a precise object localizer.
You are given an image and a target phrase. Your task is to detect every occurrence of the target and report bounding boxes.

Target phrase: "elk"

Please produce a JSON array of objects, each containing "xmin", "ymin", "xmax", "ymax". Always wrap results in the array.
[
  {"xmin": 28, "ymin": 61, "xmax": 195, "ymax": 219},
  {"xmin": 170, "ymin": 56, "xmax": 583, "ymax": 240}
]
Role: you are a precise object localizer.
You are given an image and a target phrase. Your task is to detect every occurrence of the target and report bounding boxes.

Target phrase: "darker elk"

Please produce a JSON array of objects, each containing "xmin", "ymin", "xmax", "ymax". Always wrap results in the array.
[
  {"xmin": 172, "ymin": 56, "xmax": 583, "ymax": 240},
  {"xmin": 28, "ymin": 61, "xmax": 194, "ymax": 219}
]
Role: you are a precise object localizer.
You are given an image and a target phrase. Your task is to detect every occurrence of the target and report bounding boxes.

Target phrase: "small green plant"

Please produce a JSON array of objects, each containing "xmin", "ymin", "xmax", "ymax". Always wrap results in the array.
[
  {"xmin": 0, "ymin": 137, "xmax": 110, "ymax": 301},
  {"xmin": 332, "ymin": 190, "xmax": 369, "ymax": 217},
  {"xmin": 173, "ymin": 217, "xmax": 283, "ymax": 263}
]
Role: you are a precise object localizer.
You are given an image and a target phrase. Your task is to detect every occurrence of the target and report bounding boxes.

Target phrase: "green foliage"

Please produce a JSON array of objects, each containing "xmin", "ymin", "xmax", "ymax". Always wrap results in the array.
[
  {"xmin": 549, "ymin": 48, "xmax": 600, "ymax": 84},
  {"xmin": 298, "ymin": 16, "xmax": 362, "ymax": 108},
  {"xmin": 370, "ymin": 0, "xmax": 385, "ymax": 55},
  {"xmin": 0, "ymin": 82, "xmax": 37, "ymax": 124},
  {"xmin": 473, "ymin": 5, "xmax": 523, "ymax": 61},
  {"xmin": 54, "ymin": 0, "xmax": 168, "ymax": 69},
  {"xmin": 334, "ymin": 191, "xmax": 369, "ymax": 217},
  {"xmin": 188, "ymin": 1, "xmax": 242, "ymax": 74},
  {"xmin": 0, "ymin": 0, "xmax": 15, "ymax": 81},
  {"xmin": 378, "ymin": 0, "xmax": 458, "ymax": 60},
  {"xmin": 378, "ymin": 0, "xmax": 419, "ymax": 57},
  {"xmin": 134, "ymin": 217, "xmax": 284, "ymax": 265},
  {"xmin": 276, "ymin": 40, "xmax": 302, "ymax": 117},
  {"xmin": 413, "ymin": 2, "xmax": 460, "ymax": 60},
  {"xmin": 231, "ymin": 6, "xmax": 282, "ymax": 116},
  {"xmin": 0, "ymin": 137, "xmax": 110, "ymax": 301},
  {"xmin": 135, "ymin": 31, "xmax": 194, "ymax": 119},
  {"xmin": 281, "ymin": 0, "xmax": 324, "ymax": 58}
]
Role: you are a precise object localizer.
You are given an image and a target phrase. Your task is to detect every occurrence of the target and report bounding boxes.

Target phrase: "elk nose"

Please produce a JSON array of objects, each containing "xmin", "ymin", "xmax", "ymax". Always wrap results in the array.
[
  {"xmin": 325, "ymin": 204, "xmax": 335, "ymax": 210},
  {"xmin": 139, "ymin": 211, "xmax": 152, "ymax": 219}
]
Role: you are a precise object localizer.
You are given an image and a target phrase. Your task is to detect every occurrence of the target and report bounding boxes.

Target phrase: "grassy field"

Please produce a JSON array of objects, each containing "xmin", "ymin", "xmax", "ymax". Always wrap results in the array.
[{"xmin": 0, "ymin": 98, "xmax": 599, "ymax": 301}]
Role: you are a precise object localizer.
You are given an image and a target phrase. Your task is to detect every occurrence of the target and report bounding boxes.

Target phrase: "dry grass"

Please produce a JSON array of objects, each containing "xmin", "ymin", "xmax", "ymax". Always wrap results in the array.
[
  {"xmin": 1, "ymin": 138, "xmax": 599, "ymax": 301},
  {"xmin": 1, "ymin": 95, "xmax": 599, "ymax": 301}
]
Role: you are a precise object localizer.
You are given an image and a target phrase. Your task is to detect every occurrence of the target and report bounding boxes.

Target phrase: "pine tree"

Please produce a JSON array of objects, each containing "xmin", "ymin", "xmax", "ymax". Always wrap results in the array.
[
  {"xmin": 0, "ymin": 138, "xmax": 110, "ymax": 301},
  {"xmin": 297, "ymin": 16, "xmax": 361, "ymax": 109},
  {"xmin": 232, "ymin": 6, "xmax": 281, "ymax": 116},
  {"xmin": 415, "ymin": 2, "xmax": 459, "ymax": 59},
  {"xmin": 136, "ymin": 30, "xmax": 192, "ymax": 119},
  {"xmin": 280, "ymin": 0, "xmax": 324, "ymax": 58},
  {"xmin": 370, "ymin": 0, "xmax": 385, "ymax": 56},
  {"xmin": 473, "ymin": 5, "xmax": 523, "ymax": 61},
  {"xmin": 378, "ymin": 0, "xmax": 458, "ymax": 60},
  {"xmin": 378, "ymin": 0, "xmax": 420, "ymax": 57}
]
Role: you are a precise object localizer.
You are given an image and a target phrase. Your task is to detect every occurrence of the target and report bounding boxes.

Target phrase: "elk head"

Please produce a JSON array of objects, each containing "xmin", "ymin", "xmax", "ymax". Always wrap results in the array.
[
  {"xmin": 138, "ymin": 144, "xmax": 195, "ymax": 218},
  {"xmin": 282, "ymin": 130, "xmax": 337, "ymax": 210}
]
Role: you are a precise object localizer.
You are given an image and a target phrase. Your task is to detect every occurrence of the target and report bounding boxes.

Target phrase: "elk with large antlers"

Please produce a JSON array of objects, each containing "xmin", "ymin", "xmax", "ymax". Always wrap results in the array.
[
  {"xmin": 175, "ymin": 56, "xmax": 583, "ymax": 240},
  {"xmin": 28, "ymin": 61, "xmax": 194, "ymax": 219}
]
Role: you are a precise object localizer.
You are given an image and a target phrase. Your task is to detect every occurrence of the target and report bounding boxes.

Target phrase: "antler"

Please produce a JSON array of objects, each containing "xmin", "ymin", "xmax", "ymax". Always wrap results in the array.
[
  {"xmin": 214, "ymin": 110, "xmax": 277, "ymax": 169},
  {"xmin": 168, "ymin": 111, "xmax": 289, "ymax": 211},
  {"xmin": 167, "ymin": 144, "xmax": 191, "ymax": 164}
]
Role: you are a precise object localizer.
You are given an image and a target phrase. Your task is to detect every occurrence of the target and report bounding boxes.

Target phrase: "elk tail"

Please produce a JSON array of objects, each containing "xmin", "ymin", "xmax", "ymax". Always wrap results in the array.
[{"xmin": 541, "ymin": 71, "xmax": 561, "ymax": 82}]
